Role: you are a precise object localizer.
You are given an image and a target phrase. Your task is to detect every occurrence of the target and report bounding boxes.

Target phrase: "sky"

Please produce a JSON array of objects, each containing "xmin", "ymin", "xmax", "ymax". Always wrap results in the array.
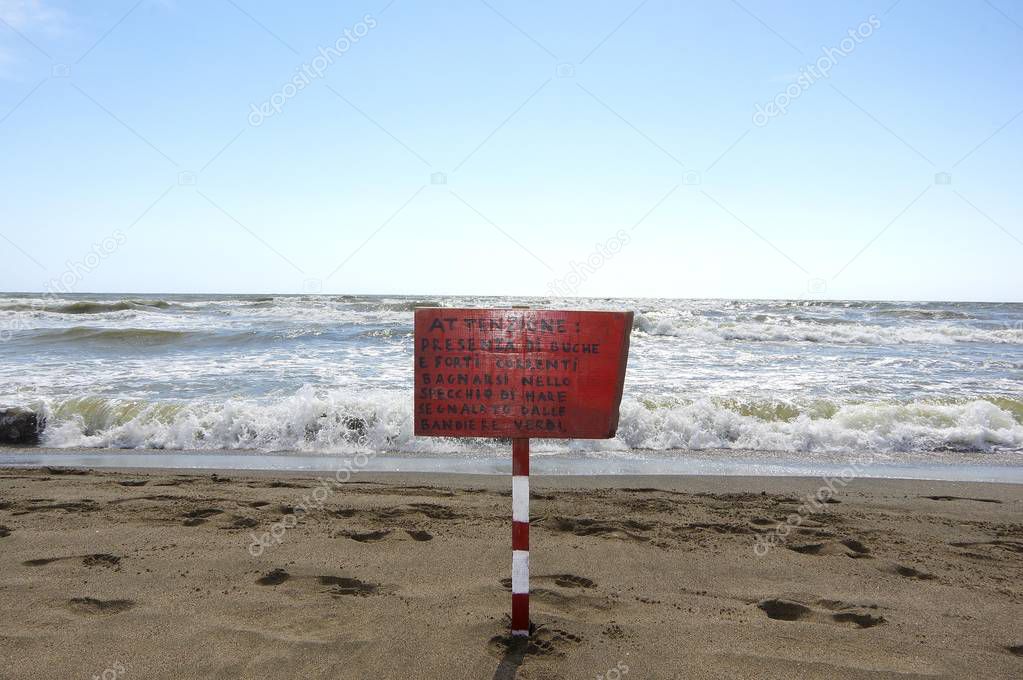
[{"xmin": 0, "ymin": 0, "xmax": 1021, "ymax": 301}]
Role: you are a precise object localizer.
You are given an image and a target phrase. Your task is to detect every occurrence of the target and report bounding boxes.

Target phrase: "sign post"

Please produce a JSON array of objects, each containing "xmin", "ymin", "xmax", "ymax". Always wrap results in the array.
[
  {"xmin": 511, "ymin": 437, "xmax": 529, "ymax": 635},
  {"xmin": 414, "ymin": 308, "xmax": 633, "ymax": 637}
]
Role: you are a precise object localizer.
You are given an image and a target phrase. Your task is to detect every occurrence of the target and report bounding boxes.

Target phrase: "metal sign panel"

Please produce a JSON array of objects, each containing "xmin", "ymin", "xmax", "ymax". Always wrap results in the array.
[{"xmin": 414, "ymin": 308, "xmax": 633, "ymax": 439}]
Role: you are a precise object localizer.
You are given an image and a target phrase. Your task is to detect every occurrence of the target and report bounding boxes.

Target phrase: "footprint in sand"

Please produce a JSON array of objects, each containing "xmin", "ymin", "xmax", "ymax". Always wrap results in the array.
[
  {"xmin": 67, "ymin": 597, "xmax": 135, "ymax": 615},
  {"xmin": 256, "ymin": 569, "xmax": 291, "ymax": 586},
  {"xmin": 23, "ymin": 557, "xmax": 61, "ymax": 566},
  {"xmin": 551, "ymin": 574, "xmax": 596, "ymax": 589},
  {"xmin": 336, "ymin": 528, "xmax": 433, "ymax": 543},
  {"xmin": 787, "ymin": 538, "xmax": 871, "ymax": 558},
  {"xmin": 225, "ymin": 516, "xmax": 259, "ymax": 529},
  {"xmin": 181, "ymin": 508, "xmax": 223, "ymax": 526},
  {"xmin": 23, "ymin": 553, "xmax": 121, "ymax": 569},
  {"xmin": 0, "ymin": 526, "xmax": 10, "ymax": 538},
  {"xmin": 498, "ymin": 574, "xmax": 609, "ymax": 615},
  {"xmin": 882, "ymin": 563, "xmax": 936, "ymax": 580},
  {"xmin": 82, "ymin": 553, "xmax": 121, "ymax": 568},
  {"xmin": 404, "ymin": 502, "xmax": 460, "ymax": 520},
  {"xmin": 544, "ymin": 517, "xmax": 652, "ymax": 542},
  {"xmin": 602, "ymin": 623, "xmax": 626, "ymax": 640},
  {"xmin": 757, "ymin": 598, "xmax": 884, "ymax": 628},
  {"xmin": 18, "ymin": 499, "xmax": 98, "ymax": 514},
  {"xmin": 117, "ymin": 480, "xmax": 148, "ymax": 487},
  {"xmin": 488, "ymin": 626, "xmax": 583, "ymax": 658},
  {"xmin": 318, "ymin": 575, "xmax": 379, "ymax": 597},
  {"xmin": 922, "ymin": 495, "xmax": 1002, "ymax": 504},
  {"xmin": 340, "ymin": 529, "xmax": 391, "ymax": 543}
]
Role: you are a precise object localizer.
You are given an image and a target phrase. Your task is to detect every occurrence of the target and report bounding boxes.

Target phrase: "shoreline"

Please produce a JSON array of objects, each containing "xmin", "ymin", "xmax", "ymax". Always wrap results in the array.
[
  {"xmin": 5, "ymin": 465, "xmax": 1023, "ymax": 498},
  {"xmin": 1, "ymin": 445, "xmax": 1022, "ymax": 484}
]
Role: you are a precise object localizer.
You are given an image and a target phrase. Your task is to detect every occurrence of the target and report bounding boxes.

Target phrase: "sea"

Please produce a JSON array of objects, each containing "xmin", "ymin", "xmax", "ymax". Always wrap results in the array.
[{"xmin": 1, "ymin": 293, "xmax": 1021, "ymax": 478}]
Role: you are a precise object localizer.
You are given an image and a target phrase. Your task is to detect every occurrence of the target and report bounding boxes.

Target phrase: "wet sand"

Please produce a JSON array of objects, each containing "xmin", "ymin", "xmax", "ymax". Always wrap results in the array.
[{"xmin": 0, "ymin": 466, "xmax": 1020, "ymax": 679}]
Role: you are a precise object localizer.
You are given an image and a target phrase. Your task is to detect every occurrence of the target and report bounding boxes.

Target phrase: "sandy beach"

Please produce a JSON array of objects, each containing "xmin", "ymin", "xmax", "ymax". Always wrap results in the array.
[
  {"xmin": 3, "ymin": 0, "xmax": 1021, "ymax": 677},
  {"xmin": 0, "ymin": 466, "xmax": 1020, "ymax": 679}
]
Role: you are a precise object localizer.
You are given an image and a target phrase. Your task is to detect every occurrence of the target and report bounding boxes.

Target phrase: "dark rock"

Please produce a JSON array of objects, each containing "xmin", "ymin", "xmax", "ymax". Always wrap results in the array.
[{"xmin": 0, "ymin": 408, "xmax": 44, "ymax": 446}]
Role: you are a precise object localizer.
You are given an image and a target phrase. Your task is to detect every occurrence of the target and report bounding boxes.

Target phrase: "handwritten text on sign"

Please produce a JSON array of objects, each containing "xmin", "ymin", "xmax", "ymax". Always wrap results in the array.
[{"xmin": 414, "ymin": 309, "xmax": 633, "ymax": 438}]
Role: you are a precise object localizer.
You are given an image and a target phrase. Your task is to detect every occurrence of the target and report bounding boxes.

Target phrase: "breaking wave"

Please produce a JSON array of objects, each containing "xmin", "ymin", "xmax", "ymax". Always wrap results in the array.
[
  {"xmin": 26, "ymin": 327, "xmax": 198, "ymax": 345},
  {"xmin": 874, "ymin": 308, "xmax": 974, "ymax": 320},
  {"xmin": 12, "ymin": 326, "xmax": 354, "ymax": 348},
  {"xmin": 633, "ymin": 313, "xmax": 1023, "ymax": 345},
  {"xmin": 0, "ymin": 300, "xmax": 173, "ymax": 314},
  {"xmin": 34, "ymin": 388, "xmax": 1023, "ymax": 455}
]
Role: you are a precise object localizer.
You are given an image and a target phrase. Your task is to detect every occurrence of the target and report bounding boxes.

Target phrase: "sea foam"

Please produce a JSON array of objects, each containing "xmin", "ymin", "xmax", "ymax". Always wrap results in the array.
[{"xmin": 37, "ymin": 388, "xmax": 1023, "ymax": 455}]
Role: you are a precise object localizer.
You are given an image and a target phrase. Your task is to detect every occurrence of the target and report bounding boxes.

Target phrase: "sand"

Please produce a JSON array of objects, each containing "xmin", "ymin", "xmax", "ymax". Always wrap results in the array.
[{"xmin": 0, "ymin": 466, "xmax": 1020, "ymax": 679}]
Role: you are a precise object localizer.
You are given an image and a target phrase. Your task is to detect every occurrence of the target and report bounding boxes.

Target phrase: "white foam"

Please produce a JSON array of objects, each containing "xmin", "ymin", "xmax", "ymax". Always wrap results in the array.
[
  {"xmin": 36, "ymin": 389, "xmax": 1023, "ymax": 456},
  {"xmin": 633, "ymin": 312, "xmax": 1023, "ymax": 345}
]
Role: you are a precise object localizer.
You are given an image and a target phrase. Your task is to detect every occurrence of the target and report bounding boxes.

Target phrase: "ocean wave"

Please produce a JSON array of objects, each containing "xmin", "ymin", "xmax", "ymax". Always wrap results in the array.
[
  {"xmin": 874, "ymin": 308, "xmax": 974, "ymax": 320},
  {"xmin": 747, "ymin": 300, "xmax": 879, "ymax": 309},
  {"xmin": 615, "ymin": 397, "xmax": 1023, "ymax": 453},
  {"xmin": 7, "ymin": 323, "xmax": 412, "ymax": 348},
  {"xmin": 0, "ymin": 300, "xmax": 173, "ymax": 314},
  {"xmin": 25, "ymin": 327, "xmax": 199, "ymax": 346},
  {"xmin": 790, "ymin": 315, "xmax": 857, "ymax": 325},
  {"xmin": 14, "ymin": 326, "xmax": 350, "ymax": 348},
  {"xmin": 356, "ymin": 327, "xmax": 410, "ymax": 339},
  {"xmin": 33, "ymin": 389, "xmax": 1023, "ymax": 455},
  {"xmin": 364, "ymin": 300, "xmax": 445, "ymax": 312},
  {"xmin": 40, "ymin": 389, "xmax": 418, "ymax": 453},
  {"xmin": 633, "ymin": 313, "xmax": 1023, "ymax": 345}
]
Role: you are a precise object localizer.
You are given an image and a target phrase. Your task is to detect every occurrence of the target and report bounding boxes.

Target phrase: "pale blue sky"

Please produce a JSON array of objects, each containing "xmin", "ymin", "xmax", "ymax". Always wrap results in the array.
[{"xmin": 1, "ymin": 0, "xmax": 1021, "ymax": 300}]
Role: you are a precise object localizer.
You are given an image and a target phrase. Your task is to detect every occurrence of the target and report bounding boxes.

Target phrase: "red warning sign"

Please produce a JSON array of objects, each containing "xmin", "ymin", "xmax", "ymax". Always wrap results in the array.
[{"xmin": 414, "ymin": 308, "xmax": 633, "ymax": 439}]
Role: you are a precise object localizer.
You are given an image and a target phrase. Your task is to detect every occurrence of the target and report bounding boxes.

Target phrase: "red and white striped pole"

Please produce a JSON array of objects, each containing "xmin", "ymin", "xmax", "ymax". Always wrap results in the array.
[{"xmin": 511, "ymin": 437, "xmax": 530, "ymax": 636}]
